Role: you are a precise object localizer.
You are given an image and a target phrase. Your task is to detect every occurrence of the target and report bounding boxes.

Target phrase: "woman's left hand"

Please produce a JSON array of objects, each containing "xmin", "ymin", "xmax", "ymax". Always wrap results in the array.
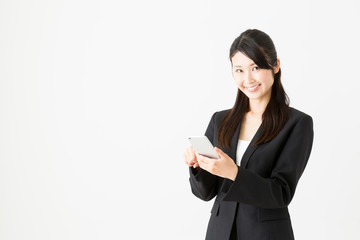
[{"xmin": 196, "ymin": 147, "xmax": 238, "ymax": 181}]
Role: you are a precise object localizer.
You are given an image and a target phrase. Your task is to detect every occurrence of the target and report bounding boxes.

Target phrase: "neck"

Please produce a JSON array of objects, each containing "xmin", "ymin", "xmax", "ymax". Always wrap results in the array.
[{"xmin": 248, "ymin": 98, "xmax": 270, "ymax": 116}]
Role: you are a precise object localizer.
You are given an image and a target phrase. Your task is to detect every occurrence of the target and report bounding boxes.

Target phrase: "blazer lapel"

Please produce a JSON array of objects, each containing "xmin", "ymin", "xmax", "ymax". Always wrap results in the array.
[
  {"xmin": 228, "ymin": 119, "xmax": 242, "ymax": 161},
  {"xmin": 219, "ymin": 120, "xmax": 241, "ymax": 193},
  {"xmin": 239, "ymin": 124, "xmax": 262, "ymax": 168},
  {"xmin": 228, "ymin": 118, "xmax": 263, "ymax": 168},
  {"xmin": 220, "ymin": 118, "xmax": 263, "ymax": 194}
]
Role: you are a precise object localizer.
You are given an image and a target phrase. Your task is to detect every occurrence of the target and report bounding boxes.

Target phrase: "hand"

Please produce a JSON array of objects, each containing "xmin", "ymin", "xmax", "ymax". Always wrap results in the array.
[
  {"xmin": 196, "ymin": 147, "xmax": 238, "ymax": 181},
  {"xmin": 183, "ymin": 146, "xmax": 200, "ymax": 168}
]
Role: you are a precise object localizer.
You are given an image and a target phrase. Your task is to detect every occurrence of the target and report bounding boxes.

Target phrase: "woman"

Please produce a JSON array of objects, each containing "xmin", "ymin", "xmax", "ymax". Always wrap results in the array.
[{"xmin": 183, "ymin": 29, "xmax": 314, "ymax": 240}]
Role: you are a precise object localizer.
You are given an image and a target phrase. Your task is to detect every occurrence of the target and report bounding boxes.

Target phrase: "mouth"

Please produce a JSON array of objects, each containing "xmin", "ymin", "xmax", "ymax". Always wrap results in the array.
[{"xmin": 245, "ymin": 84, "xmax": 261, "ymax": 92}]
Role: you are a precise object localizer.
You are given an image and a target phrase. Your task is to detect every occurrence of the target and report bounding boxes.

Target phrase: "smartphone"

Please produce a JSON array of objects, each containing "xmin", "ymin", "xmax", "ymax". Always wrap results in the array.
[{"xmin": 187, "ymin": 136, "xmax": 219, "ymax": 159}]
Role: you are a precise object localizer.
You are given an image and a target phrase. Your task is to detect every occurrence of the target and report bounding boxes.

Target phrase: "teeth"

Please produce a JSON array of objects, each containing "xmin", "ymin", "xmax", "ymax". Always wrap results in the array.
[{"xmin": 247, "ymin": 85, "xmax": 259, "ymax": 90}]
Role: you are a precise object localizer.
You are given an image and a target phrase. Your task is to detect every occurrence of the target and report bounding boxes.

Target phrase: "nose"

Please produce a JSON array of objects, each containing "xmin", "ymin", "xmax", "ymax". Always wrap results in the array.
[{"xmin": 243, "ymin": 71, "xmax": 254, "ymax": 84}]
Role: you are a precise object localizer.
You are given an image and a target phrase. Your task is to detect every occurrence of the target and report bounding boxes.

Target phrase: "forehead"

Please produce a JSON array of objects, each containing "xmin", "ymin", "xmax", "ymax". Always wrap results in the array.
[{"xmin": 231, "ymin": 51, "xmax": 255, "ymax": 67}]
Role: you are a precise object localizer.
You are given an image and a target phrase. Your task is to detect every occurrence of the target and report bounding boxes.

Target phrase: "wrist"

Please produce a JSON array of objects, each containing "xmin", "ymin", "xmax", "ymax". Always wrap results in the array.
[{"xmin": 230, "ymin": 165, "xmax": 238, "ymax": 181}]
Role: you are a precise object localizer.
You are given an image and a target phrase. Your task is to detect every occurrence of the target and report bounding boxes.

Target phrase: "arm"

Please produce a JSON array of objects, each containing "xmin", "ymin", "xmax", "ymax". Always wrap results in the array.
[
  {"xmin": 188, "ymin": 112, "xmax": 219, "ymax": 201},
  {"xmin": 223, "ymin": 115, "xmax": 314, "ymax": 208}
]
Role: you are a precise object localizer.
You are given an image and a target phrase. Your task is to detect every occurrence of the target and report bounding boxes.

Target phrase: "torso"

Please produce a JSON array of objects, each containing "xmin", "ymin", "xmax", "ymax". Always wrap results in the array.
[{"xmin": 238, "ymin": 112, "xmax": 262, "ymax": 141}]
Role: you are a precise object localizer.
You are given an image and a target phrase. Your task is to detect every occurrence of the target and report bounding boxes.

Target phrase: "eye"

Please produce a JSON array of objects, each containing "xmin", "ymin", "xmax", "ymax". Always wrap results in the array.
[
  {"xmin": 252, "ymin": 66, "xmax": 259, "ymax": 71},
  {"xmin": 235, "ymin": 69, "xmax": 243, "ymax": 73}
]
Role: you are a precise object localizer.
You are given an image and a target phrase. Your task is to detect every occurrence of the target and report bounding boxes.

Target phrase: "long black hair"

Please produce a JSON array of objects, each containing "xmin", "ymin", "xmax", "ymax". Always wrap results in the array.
[{"xmin": 217, "ymin": 29, "xmax": 290, "ymax": 148}]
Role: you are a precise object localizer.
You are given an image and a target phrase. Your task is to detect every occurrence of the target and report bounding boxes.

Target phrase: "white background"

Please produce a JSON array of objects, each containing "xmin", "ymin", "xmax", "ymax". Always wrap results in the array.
[{"xmin": 1, "ymin": 0, "xmax": 360, "ymax": 239}]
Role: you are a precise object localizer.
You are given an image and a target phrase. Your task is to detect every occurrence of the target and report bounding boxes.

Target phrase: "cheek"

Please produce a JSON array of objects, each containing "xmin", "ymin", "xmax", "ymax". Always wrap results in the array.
[
  {"xmin": 233, "ymin": 75, "xmax": 244, "ymax": 87},
  {"xmin": 258, "ymin": 72, "xmax": 274, "ymax": 85}
]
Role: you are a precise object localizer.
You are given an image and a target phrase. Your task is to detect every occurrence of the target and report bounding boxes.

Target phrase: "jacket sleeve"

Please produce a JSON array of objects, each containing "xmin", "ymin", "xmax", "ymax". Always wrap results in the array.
[
  {"xmin": 188, "ymin": 112, "xmax": 219, "ymax": 201},
  {"xmin": 223, "ymin": 115, "xmax": 314, "ymax": 208}
]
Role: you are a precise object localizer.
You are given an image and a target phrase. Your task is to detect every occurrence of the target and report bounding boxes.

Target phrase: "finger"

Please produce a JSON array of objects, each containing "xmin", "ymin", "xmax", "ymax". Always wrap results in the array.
[
  {"xmin": 188, "ymin": 149, "xmax": 195, "ymax": 162},
  {"xmin": 197, "ymin": 154, "xmax": 214, "ymax": 163},
  {"xmin": 197, "ymin": 158, "xmax": 206, "ymax": 170},
  {"xmin": 189, "ymin": 150, "xmax": 198, "ymax": 165},
  {"xmin": 195, "ymin": 153, "xmax": 204, "ymax": 162},
  {"xmin": 185, "ymin": 150, "xmax": 194, "ymax": 166},
  {"xmin": 184, "ymin": 151, "xmax": 189, "ymax": 164},
  {"xmin": 197, "ymin": 156, "xmax": 212, "ymax": 172},
  {"xmin": 187, "ymin": 150, "xmax": 193, "ymax": 164},
  {"xmin": 214, "ymin": 147, "xmax": 227, "ymax": 158},
  {"xmin": 197, "ymin": 154, "xmax": 214, "ymax": 166},
  {"xmin": 190, "ymin": 149, "xmax": 197, "ymax": 163}
]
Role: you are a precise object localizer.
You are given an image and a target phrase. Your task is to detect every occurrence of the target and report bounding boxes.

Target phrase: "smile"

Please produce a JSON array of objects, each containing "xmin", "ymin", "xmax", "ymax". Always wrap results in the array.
[{"xmin": 245, "ymin": 84, "xmax": 261, "ymax": 92}]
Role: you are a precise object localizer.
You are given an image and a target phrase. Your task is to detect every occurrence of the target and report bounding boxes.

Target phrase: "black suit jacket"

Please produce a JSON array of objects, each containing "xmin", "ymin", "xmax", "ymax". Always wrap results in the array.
[{"xmin": 189, "ymin": 107, "xmax": 314, "ymax": 240}]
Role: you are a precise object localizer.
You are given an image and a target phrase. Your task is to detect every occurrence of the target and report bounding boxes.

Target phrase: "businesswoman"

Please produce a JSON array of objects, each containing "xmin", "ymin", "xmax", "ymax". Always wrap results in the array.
[{"xmin": 183, "ymin": 29, "xmax": 314, "ymax": 240}]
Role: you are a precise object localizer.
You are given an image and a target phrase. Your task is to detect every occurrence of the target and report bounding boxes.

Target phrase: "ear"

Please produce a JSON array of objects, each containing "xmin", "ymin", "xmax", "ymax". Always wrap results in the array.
[{"xmin": 274, "ymin": 58, "xmax": 280, "ymax": 74}]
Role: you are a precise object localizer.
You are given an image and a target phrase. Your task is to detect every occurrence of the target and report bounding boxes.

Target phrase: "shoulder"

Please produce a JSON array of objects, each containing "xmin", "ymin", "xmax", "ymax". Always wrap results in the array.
[
  {"xmin": 286, "ymin": 107, "xmax": 313, "ymax": 131},
  {"xmin": 212, "ymin": 107, "xmax": 312, "ymax": 121},
  {"xmin": 208, "ymin": 109, "xmax": 231, "ymax": 125},
  {"xmin": 288, "ymin": 107, "xmax": 312, "ymax": 122},
  {"xmin": 209, "ymin": 107, "xmax": 313, "ymax": 129},
  {"xmin": 204, "ymin": 109, "xmax": 231, "ymax": 131}
]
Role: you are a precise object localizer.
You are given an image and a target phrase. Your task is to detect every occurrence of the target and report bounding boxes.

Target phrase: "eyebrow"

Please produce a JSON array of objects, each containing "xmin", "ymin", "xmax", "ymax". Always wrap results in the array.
[{"xmin": 233, "ymin": 63, "xmax": 256, "ymax": 68}]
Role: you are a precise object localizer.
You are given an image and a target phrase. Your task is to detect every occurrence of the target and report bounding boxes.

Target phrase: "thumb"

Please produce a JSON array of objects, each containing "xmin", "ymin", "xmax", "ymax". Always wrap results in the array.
[{"xmin": 214, "ymin": 147, "xmax": 225, "ymax": 157}]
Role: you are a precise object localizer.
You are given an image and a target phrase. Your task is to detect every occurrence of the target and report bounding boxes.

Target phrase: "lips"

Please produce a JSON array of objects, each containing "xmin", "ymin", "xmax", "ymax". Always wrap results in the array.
[{"xmin": 245, "ymin": 84, "xmax": 261, "ymax": 92}]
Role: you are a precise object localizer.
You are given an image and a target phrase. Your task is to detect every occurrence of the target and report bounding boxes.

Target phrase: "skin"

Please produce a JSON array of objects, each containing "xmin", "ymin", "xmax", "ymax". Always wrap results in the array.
[{"xmin": 184, "ymin": 51, "xmax": 280, "ymax": 181}]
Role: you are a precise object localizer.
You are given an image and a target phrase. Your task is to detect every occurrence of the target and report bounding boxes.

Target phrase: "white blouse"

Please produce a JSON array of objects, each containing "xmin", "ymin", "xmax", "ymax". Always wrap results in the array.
[{"xmin": 236, "ymin": 140, "xmax": 250, "ymax": 166}]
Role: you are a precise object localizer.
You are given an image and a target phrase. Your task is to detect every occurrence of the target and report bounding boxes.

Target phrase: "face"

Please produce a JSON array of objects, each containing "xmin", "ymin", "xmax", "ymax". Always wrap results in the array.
[{"xmin": 231, "ymin": 51, "xmax": 279, "ymax": 105}]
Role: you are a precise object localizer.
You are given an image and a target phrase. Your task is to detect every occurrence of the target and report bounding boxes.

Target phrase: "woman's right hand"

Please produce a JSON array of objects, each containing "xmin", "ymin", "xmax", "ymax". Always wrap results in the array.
[{"xmin": 183, "ymin": 146, "xmax": 199, "ymax": 168}]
